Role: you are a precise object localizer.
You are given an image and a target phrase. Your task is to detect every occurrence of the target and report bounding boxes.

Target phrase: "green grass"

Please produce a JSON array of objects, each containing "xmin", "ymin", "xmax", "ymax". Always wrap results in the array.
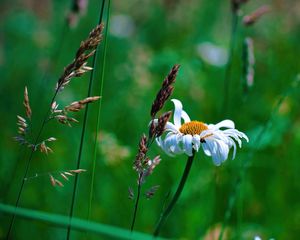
[{"xmin": 1, "ymin": 0, "xmax": 300, "ymax": 239}]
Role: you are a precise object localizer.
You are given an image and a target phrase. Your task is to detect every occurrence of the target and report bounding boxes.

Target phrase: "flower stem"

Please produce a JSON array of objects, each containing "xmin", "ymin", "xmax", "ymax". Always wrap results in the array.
[
  {"xmin": 130, "ymin": 174, "xmax": 143, "ymax": 232},
  {"xmin": 153, "ymin": 153, "xmax": 195, "ymax": 237}
]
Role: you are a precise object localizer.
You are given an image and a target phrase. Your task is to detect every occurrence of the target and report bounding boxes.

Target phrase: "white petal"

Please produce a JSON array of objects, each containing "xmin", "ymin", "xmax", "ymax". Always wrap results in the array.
[
  {"xmin": 171, "ymin": 99, "xmax": 183, "ymax": 128},
  {"xmin": 181, "ymin": 110, "xmax": 191, "ymax": 123},
  {"xmin": 165, "ymin": 122, "xmax": 179, "ymax": 132},
  {"xmin": 212, "ymin": 140, "xmax": 229, "ymax": 165},
  {"xmin": 211, "ymin": 119, "xmax": 235, "ymax": 130},
  {"xmin": 182, "ymin": 134, "xmax": 193, "ymax": 156},
  {"xmin": 192, "ymin": 135, "xmax": 201, "ymax": 152}
]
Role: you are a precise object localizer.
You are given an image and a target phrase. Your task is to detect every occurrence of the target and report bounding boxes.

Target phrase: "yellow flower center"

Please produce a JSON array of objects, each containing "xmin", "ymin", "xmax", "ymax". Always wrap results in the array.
[{"xmin": 179, "ymin": 121, "xmax": 208, "ymax": 135}]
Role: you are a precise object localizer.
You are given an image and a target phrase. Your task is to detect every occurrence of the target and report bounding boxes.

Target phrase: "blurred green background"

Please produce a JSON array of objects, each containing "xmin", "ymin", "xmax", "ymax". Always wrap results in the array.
[{"xmin": 1, "ymin": 0, "xmax": 300, "ymax": 239}]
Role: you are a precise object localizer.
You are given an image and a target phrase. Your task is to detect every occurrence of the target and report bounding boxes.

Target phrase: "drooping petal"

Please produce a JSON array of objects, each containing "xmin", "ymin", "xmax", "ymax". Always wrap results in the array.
[
  {"xmin": 192, "ymin": 135, "xmax": 201, "ymax": 152},
  {"xmin": 210, "ymin": 119, "xmax": 235, "ymax": 130},
  {"xmin": 212, "ymin": 139, "xmax": 229, "ymax": 166},
  {"xmin": 171, "ymin": 99, "xmax": 183, "ymax": 128},
  {"xmin": 165, "ymin": 122, "xmax": 179, "ymax": 132},
  {"xmin": 182, "ymin": 134, "xmax": 193, "ymax": 156},
  {"xmin": 181, "ymin": 110, "xmax": 191, "ymax": 123}
]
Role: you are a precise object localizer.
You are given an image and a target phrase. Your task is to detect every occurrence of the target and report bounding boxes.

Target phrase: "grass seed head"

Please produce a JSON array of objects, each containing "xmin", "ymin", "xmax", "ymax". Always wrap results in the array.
[{"xmin": 151, "ymin": 65, "xmax": 179, "ymax": 118}]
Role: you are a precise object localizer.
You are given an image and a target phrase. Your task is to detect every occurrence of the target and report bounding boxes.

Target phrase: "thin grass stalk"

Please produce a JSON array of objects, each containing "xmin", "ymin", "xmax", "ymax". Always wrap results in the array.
[
  {"xmin": 222, "ymin": 10, "xmax": 239, "ymax": 116},
  {"xmin": 66, "ymin": 1, "xmax": 106, "ymax": 239},
  {"xmin": 6, "ymin": 20, "xmax": 70, "ymax": 238},
  {"xmin": 130, "ymin": 174, "xmax": 143, "ymax": 232},
  {"xmin": 6, "ymin": 91, "xmax": 59, "ymax": 240},
  {"xmin": 153, "ymin": 152, "xmax": 196, "ymax": 237},
  {"xmin": 218, "ymin": 76, "xmax": 300, "ymax": 240},
  {"xmin": 130, "ymin": 137, "xmax": 160, "ymax": 231},
  {"xmin": 87, "ymin": 0, "xmax": 110, "ymax": 222}
]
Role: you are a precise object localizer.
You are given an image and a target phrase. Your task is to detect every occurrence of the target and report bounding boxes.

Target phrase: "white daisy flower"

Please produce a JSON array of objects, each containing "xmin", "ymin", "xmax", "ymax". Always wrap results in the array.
[{"xmin": 154, "ymin": 99, "xmax": 249, "ymax": 166}]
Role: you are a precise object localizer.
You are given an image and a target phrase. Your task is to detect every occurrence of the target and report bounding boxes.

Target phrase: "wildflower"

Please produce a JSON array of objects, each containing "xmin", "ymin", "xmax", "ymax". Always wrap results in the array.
[{"xmin": 154, "ymin": 99, "xmax": 248, "ymax": 166}]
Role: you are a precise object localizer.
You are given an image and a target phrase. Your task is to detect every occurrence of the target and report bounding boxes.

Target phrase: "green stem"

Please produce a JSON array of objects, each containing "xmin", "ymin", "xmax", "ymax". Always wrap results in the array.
[
  {"xmin": 153, "ymin": 153, "xmax": 195, "ymax": 237},
  {"xmin": 130, "ymin": 174, "xmax": 143, "ymax": 232},
  {"xmin": 87, "ymin": 0, "xmax": 110, "ymax": 223},
  {"xmin": 66, "ymin": 1, "xmax": 107, "ymax": 239},
  {"xmin": 222, "ymin": 9, "xmax": 239, "ymax": 116}
]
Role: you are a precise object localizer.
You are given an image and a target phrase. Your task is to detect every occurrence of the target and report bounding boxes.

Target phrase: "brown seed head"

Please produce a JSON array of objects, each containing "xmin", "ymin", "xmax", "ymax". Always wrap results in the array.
[
  {"xmin": 56, "ymin": 24, "xmax": 104, "ymax": 91},
  {"xmin": 155, "ymin": 111, "xmax": 172, "ymax": 137},
  {"xmin": 133, "ymin": 134, "xmax": 148, "ymax": 173},
  {"xmin": 151, "ymin": 65, "xmax": 179, "ymax": 118}
]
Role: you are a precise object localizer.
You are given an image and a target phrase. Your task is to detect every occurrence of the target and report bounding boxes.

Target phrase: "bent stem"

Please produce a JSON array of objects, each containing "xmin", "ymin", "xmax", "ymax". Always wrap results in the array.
[{"xmin": 153, "ymin": 152, "xmax": 195, "ymax": 237}]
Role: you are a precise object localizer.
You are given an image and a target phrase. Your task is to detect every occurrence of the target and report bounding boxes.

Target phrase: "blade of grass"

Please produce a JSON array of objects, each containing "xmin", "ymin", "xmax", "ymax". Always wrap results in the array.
[
  {"xmin": 66, "ymin": 1, "xmax": 107, "ymax": 239},
  {"xmin": 0, "ymin": 203, "xmax": 162, "ymax": 240},
  {"xmin": 222, "ymin": 7, "xmax": 239, "ymax": 116},
  {"xmin": 87, "ymin": 0, "xmax": 110, "ymax": 222}
]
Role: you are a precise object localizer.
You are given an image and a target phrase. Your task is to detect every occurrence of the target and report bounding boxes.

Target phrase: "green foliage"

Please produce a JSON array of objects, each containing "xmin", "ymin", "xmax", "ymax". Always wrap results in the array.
[{"xmin": 1, "ymin": 0, "xmax": 300, "ymax": 239}]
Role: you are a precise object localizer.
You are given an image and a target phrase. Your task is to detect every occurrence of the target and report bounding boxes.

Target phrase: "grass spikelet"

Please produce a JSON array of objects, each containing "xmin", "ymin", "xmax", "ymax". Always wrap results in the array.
[
  {"xmin": 49, "ymin": 175, "xmax": 56, "ymax": 186},
  {"xmin": 69, "ymin": 169, "xmax": 87, "ymax": 173},
  {"xmin": 65, "ymin": 96, "xmax": 101, "ymax": 112},
  {"xmin": 151, "ymin": 64, "xmax": 180, "ymax": 118},
  {"xmin": 60, "ymin": 173, "xmax": 69, "ymax": 181},
  {"xmin": 145, "ymin": 185, "xmax": 160, "ymax": 200},
  {"xmin": 23, "ymin": 86, "xmax": 32, "ymax": 119},
  {"xmin": 56, "ymin": 24, "xmax": 104, "ymax": 91},
  {"xmin": 243, "ymin": 5, "xmax": 271, "ymax": 26}
]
